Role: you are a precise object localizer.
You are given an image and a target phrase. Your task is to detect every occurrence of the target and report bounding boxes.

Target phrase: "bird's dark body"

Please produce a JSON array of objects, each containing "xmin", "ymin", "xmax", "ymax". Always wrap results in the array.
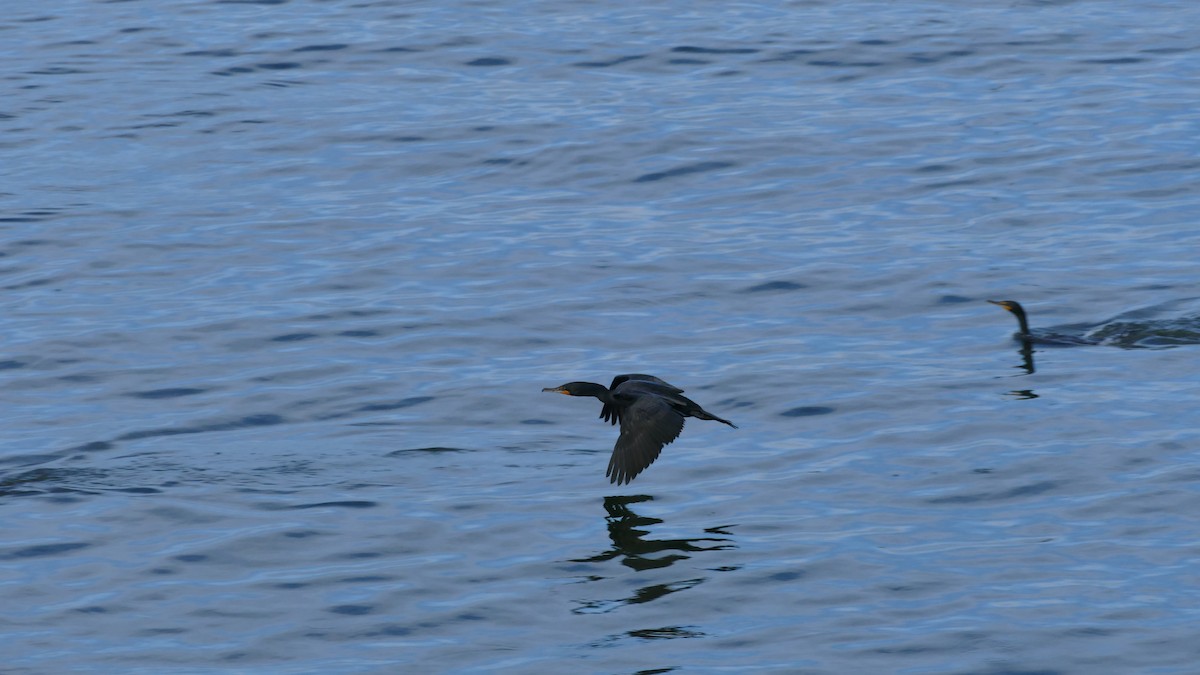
[
  {"xmin": 543, "ymin": 374, "xmax": 736, "ymax": 485},
  {"xmin": 599, "ymin": 373, "xmax": 684, "ymax": 425}
]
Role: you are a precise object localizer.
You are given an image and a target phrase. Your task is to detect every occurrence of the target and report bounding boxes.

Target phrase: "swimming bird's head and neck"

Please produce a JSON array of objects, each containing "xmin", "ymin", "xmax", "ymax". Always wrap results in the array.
[
  {"xmin": 542, "ymin": 381, "xmax": 613, "ymax": 402},
  {"xmin": 988, "ymin": 299, "xmax": 1031, "ymax": 335}
]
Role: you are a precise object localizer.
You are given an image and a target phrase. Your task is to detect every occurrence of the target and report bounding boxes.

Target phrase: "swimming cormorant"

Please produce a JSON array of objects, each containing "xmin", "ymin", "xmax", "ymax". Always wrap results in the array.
[
  {"xmin": 988, "ymin": 300, "xmax": 1096, "ymax": 346},
  {"xmin": 542, "ymin": 374, "xmax": 737, "ymax": 485}
]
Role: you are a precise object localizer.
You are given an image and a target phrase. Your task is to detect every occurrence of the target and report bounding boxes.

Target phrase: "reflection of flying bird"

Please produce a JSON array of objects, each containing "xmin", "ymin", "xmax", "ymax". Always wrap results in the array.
[
  {"xmin": 988, "ymin": 300, "xmax": 1097, "ymax": 346},
  {"xmin": 542, "ymin": 374, "xmax": 737, "ymax": 485}
]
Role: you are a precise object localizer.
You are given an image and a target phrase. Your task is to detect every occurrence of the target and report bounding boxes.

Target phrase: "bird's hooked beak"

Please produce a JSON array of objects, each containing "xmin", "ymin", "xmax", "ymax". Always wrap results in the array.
[
  {"xmin": 987, "ymin": 300, "xmax": 1013, "ymax": 312},
  {"xmin": 542, "ymin": 386, "xmax": 570, "ymax": 395}
]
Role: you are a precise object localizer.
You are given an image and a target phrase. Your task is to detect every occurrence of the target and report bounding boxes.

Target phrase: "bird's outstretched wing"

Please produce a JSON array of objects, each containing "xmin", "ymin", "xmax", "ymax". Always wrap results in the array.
[
  {"xmin": 600, "ymin": 374, "xmax": 683, "ymax": 425},
  {"xmin": 606, "ymin": 394, "xmax": 685, "ymax": 485}
]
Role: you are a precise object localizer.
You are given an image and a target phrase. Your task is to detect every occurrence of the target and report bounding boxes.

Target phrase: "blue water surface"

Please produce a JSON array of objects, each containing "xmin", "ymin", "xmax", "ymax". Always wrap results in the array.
[{"xmin": 3, "ymin": 0, "xmax": 1200, "ymax": 672}]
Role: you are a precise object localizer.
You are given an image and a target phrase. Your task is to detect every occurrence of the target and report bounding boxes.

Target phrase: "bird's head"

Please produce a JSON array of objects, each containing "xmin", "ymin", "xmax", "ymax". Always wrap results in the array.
[
  {"xmin": 988, "ymin": 299, "xmax": 1031, "ymax": 334},
  {"xmin": 987, "ymin": 299, "xmax": 1023, "ymax": 314},
  {"xmin": 541, "ymin": 382, "xmax": 608, "ymax": 398},
  {"xmin": 542, "ymin": 382, "xmax": 588, "ymax": 396}
]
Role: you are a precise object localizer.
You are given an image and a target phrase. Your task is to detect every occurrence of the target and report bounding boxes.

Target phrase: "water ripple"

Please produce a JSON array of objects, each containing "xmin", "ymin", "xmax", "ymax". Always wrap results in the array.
[{"xmin": 3, "ymin": 0, "xmax": 1200, "ymax": 672}]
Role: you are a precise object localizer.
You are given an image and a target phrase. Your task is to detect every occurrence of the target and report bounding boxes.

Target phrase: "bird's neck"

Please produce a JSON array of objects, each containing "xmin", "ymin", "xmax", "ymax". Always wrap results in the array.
[
  {"xmin": 574, "ymin": 382, "xmax": 614, "ymax": 402},
  {"xmin": 1013, "ymin": 308, "xmax": 1031, "ymax": 335}
]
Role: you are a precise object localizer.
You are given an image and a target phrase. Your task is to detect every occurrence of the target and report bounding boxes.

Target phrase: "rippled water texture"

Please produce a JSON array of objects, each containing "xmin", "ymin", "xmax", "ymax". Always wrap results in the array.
[{"xmin": 3, "ymin": 0, "xmax": 1200, "ymax": 672}]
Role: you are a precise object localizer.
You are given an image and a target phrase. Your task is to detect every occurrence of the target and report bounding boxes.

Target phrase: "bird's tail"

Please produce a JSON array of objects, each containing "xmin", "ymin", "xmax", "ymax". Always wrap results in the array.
[{"xmin": 695, "ymin": 409, "xmax": 737, "ymax": 429}]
